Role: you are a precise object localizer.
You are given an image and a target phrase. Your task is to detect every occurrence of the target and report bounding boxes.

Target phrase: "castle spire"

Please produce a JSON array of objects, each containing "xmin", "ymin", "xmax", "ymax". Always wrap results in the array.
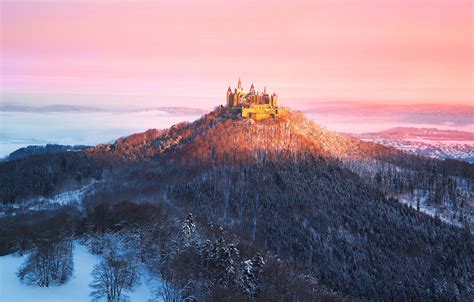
[
  {"xmin": 238, "ymin": 77, "xmax": 242, "ymax": 89},
  {"xmin": 250, "ymin": 83, "xmax": 256, "ymax": 94},
  {"xmin": 264, "ymin": 86, "xmax": 267, "ymax": 94}
]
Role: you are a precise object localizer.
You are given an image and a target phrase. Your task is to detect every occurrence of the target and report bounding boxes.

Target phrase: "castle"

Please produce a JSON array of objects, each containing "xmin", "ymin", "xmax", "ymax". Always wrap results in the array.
[{"xmin": 226, "ymin": 78, "xmax": 285, "ymax": 121}]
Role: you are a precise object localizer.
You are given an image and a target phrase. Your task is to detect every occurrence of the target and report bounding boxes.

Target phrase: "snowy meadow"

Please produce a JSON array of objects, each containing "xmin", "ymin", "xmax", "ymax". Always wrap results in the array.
[{"xmin": 0, "ymin": 242, "xmax": 158, "ymax": 302}]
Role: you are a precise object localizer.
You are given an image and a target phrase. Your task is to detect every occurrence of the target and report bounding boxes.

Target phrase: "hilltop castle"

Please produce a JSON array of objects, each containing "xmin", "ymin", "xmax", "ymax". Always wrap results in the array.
[{"xmin": 226, "ymin": 78, "xmax": 285, "ymax": 121}]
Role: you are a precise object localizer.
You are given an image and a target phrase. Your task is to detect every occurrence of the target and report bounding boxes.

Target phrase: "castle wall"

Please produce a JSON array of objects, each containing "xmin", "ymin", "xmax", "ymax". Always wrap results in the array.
[{"xmin": 241, "ymin": 104, "xmax": 286, "ymax": 121}]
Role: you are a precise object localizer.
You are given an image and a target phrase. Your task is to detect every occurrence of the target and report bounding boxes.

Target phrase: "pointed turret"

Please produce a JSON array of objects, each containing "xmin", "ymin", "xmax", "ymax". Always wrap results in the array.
[
  {"xmin": 250, "ymin": 83, "xmax": 256, "ymax": 94},
  {"xmin": 238, "ymin": 77, "xmax": 242, "ymax": 90},
  {"xmin": 271, "ymin": 92, "xmax": 279, "ymax": 107},
  {"xmin": 226, "ymin": 86, "xmax": 233, "ymax": 107}
]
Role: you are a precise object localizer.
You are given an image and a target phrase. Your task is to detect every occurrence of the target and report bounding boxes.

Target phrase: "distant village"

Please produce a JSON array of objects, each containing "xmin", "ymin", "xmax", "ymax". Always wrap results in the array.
[{"xmin": 226, "ymin": 78, "xmax": 285, "ymax": 121}]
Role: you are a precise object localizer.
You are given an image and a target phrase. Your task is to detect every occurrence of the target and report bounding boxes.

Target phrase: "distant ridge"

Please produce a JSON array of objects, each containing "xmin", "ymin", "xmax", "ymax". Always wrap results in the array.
[
  {"xmin": 7, "ymin": 144, "xmax": 90, "ymax": 161},
  {"xmin": 131, "ymin": 106, "xmax": 207, "ymax": 115},
  {"xmin": 360, "ymin": 127, "xmax": 474, "ymax": 141},
  {"xmin": 1, "ymin": 104, "xmax": 208, "ymax": 115},
  {"xmin": 0, "ymin": 104, "xmax": 106, "ymax": 113},
  {"xmin": 352, "ymin": 127, "xmax": 474, "ymax": 163},
  {"xmin": 298, "ymin": 102, "xmax": 474, "ymax": 127}
]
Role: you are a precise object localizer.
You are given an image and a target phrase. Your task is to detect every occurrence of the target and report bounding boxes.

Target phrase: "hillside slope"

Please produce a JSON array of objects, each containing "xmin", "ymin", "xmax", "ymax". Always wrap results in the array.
[
  {"xmin": 87, "ymin": 107, "xmax": 400, "ymax": 162},
  {"xmin": 82, "ymin": 107, "xmax": 473, "ymax": 300}
]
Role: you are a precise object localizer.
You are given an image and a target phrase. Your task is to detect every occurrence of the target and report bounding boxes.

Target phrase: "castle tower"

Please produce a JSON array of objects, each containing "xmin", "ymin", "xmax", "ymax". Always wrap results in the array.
[
  {"xmin": 226, "ymin": 86, "xmax": 233, "ymax": 107},
  {"xmin": 237, "ymin": 77, "xmax": 242, "ymax": 90},
  {"xmin": 234, "ymin": 88, "xmax": 241, "ymax": 105},
  {"xmin": 271, "ymin": 93, "xmax": 278, "ymax": 107},
  {"xmin": 250, "ymin": 83, "xmax": 256, "ymax": 94}
]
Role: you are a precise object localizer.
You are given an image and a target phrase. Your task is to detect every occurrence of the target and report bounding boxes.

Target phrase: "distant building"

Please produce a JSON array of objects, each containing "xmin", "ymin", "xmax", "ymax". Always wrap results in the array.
[{"xmin": 226, "ymin": 78, "xmax": 285, "ymax": 121}]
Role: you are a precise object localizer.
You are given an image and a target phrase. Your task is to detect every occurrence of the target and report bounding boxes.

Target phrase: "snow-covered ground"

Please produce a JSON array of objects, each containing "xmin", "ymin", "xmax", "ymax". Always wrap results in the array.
[
  {"xmin": 0, "ymin": 242, "xmax": 160, "ymax": 302},
  {"xmin": 360, "ymin": 138, "xmax": 474, "ymax": 163},
  {"xmin": 36, "ymin": 180, "xmax": 99, "ymax": 207},
  {"xmin": 352, "ymin": 128, "xmax": 474, "ymax": 163},
  {"xmin": 0, "ymin": 180, "xmax": 102, "ymax": 217},
  {"xmin": 396, "ymin": 189, "xmax": 469, "ymax": 231},
  {"xmin": 27, "ymin": 180, "xmax": 101, "ymax": 213}
]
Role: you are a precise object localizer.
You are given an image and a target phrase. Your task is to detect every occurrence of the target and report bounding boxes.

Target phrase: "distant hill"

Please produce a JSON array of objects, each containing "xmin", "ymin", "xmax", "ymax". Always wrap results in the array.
[
  {"xmin": 7, "ymin": 144, "xmax": 90, "ymax": 161},
  {"xmin": 130, "ymin": 106, "xmax": 208, "ymax": 115},
  {"xmin": 362, "ymin": 127, "xmax": 474, "ymax": 141},
  {"xmin": 1, "ymin": 104, "xmax": 208, "ymax": 115},
  {"xmin": 0, "ymin": 104, "xmax": 106, "ymax": 113},
  {"xmin": 352, "ymin": 127, "xmax": 474, "ymax": 163},
  {"xmin": 298, "ymin": 102, "xmax": 474, "ymax": 128}
]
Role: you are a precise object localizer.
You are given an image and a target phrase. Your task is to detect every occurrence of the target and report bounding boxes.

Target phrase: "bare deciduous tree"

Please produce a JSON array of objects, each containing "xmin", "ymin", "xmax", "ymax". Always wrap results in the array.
[
  {"xmin": 89, "ymin": 250, "xmax": 139, "ymax": 302},
  {"xmin": 17, "ymin": 239, "xmax": 73, "ymax": 287}
]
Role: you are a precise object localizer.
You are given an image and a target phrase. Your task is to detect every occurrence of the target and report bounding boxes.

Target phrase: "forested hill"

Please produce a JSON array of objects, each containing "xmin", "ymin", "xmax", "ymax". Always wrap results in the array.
[
  {"xmin": 0, "ymin": 107, "xmax": 473, "ymax": 301},
  {"xmin": 81, "ymin": 106, "xmax": 472, "ymax": 300},
  {"xmin": 7, "ymin": 144, "xmax": 89, "ymax": 161}
]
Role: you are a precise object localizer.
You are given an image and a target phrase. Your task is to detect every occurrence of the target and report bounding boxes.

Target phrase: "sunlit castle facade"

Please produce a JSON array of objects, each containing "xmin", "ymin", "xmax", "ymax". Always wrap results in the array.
[{"xmin": 226, "ymin": 78, "xmax": 285, "ymax": 121}]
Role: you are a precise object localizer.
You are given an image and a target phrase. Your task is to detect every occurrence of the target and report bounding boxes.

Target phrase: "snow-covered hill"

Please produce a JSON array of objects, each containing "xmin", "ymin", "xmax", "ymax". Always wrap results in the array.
[
  {"xmin": 1, "ymin": 108, "xmax": 473, "ymax": 301},
  {"xmin": 352, "ymin": 127, "xmax": 474, "ymax": 163}
]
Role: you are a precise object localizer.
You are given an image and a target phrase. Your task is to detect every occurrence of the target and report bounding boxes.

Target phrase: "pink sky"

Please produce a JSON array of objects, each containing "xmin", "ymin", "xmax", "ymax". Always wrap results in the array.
[{"xmin": 1, "ymin": 0, "xmax": 472, "ymax": 109}]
